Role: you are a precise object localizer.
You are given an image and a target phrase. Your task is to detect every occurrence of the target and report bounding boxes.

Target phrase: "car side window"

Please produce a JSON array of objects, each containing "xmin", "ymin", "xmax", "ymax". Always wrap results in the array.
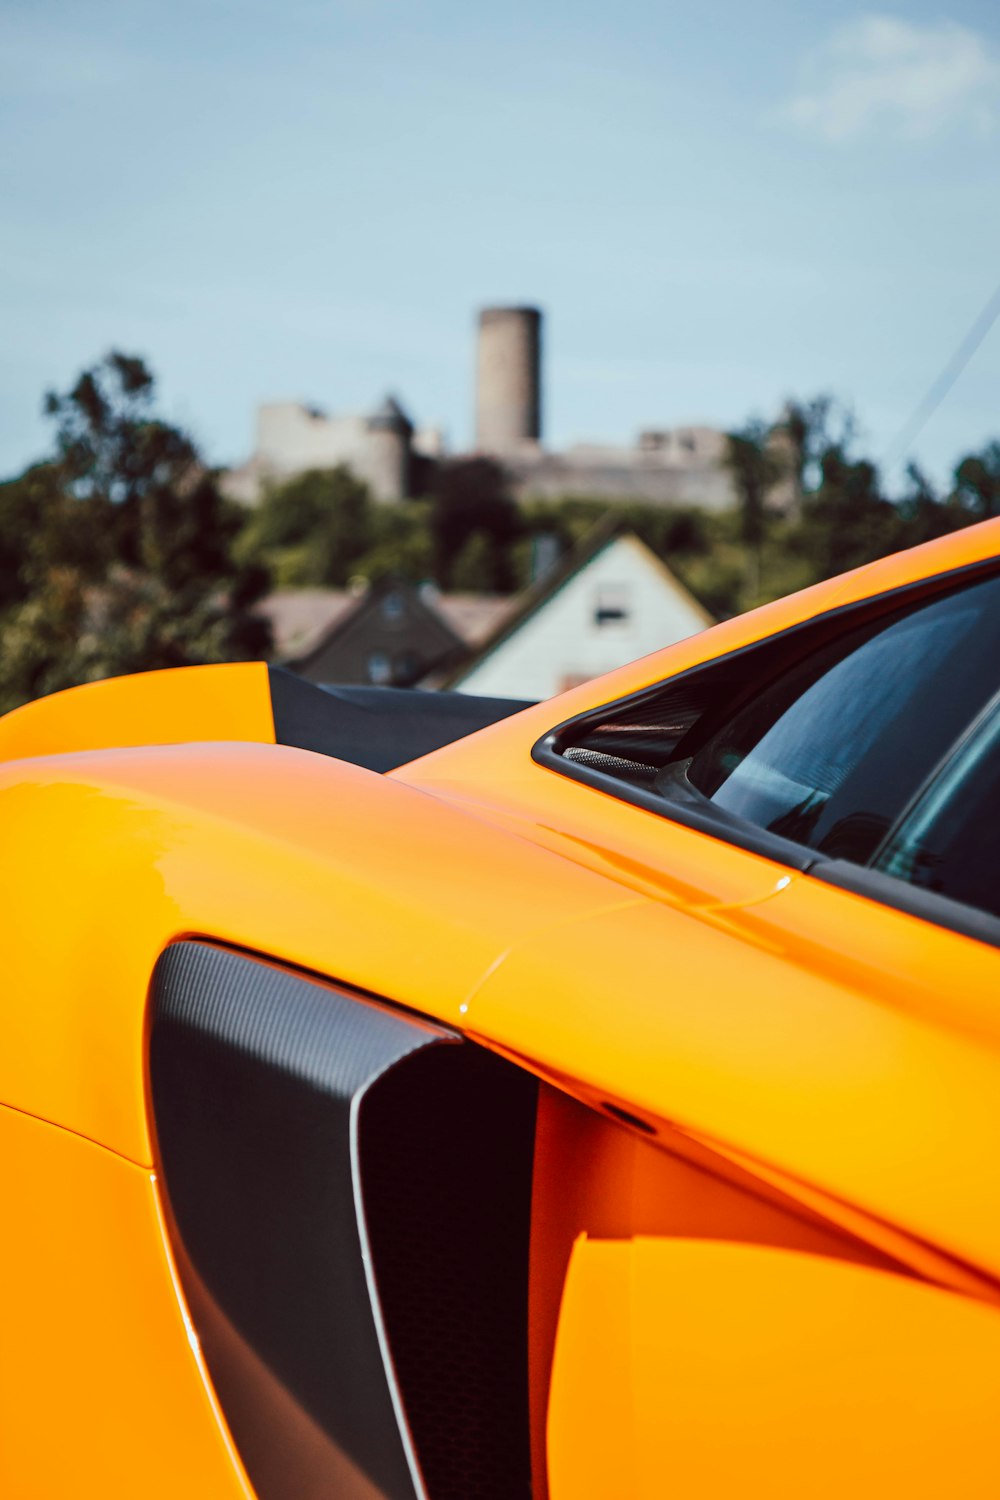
[
  {"xmin": 873, "ymin": 693, "xmax": 1000, "ymax": 921},
  {"xmin": 678, "ymin": 572, "xmax": 1000, "ymax": 864},
  {"xmin": 538, "ymin": 563, "xmax": 1000, "ymax": 941}
]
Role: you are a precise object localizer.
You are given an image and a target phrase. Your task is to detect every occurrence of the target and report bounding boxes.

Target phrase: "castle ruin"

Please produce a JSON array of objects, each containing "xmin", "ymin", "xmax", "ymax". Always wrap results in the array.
[{"xmin": 224, "ymin": 307, "xmax": 736, "ymax": 510}]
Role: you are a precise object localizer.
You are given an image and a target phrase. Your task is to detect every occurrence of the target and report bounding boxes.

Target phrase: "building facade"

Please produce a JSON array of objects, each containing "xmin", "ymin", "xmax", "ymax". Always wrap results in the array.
[
  {"xmin": 447, "ymin": 524, "xmax": 713, "ymax": 701},
  {"xmin": 224, "ymin": 395, "xmax": 415, "ymax": 505}
]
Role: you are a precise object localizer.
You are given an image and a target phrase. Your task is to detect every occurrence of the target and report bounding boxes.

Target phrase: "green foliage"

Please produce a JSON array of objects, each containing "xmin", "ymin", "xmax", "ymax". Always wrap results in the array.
[
  {"xmin": 896, "ymin": 463, "xmax": 969, "ymax": 546},
  {"xmin": 353, "ymin": 500, "xmax": 432, "ymax": 582},
  {"xmin": 450, "ymin": 532, "xmax": 501, "ymax": 592},
  {"xmin": 237, "ymin": 465, "xmax": 373, "ymax": 587},
  {"xmin": 0, "ymin": 353, "xmax": 270, "ymax": 714},
  {"xmin": 726, "ymin": 421, "xmax": 782, "ymax": 547},
  {"xmin": 237, "ymin": 469, "xmax": 439, "ymax": 588},
  {"xmin": 429, "ymin": 458, "xmax": 522, "ymax": 591},
  {"xmin": 725, "ymin": 420, "xmax": 788, "ymax": 608},
  {"xmin": 953, "ymin": 442, "xmax": 1000, "ymax": 520},
  {"xmin": 796, "ymin": 448, "xmax": 901, "ymax": 578}
]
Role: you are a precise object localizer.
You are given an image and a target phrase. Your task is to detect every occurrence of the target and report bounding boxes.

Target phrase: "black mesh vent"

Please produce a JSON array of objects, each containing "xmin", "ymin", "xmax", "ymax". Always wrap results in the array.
[
  {"xmin": 361, "ymin": 1045, "xmax": 537, "ymax": 1500},
  {"xmin": 565, "ymin": 678, "xmax": 723, "ymax": 767},
  {"xmin": 564, "ymin": 745, "xmax": 659, "ymax": 784}
]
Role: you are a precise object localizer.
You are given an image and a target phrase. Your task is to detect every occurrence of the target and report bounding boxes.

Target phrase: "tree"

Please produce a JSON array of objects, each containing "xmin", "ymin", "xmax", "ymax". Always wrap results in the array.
[
  {"xmin": 430, "ymin": 458, "xmax": 522, "ymax": 591},
  {"xmin": 450, "ymin": 532, "xmax": 500, "ymax": 592},
  {"xmin": 795, "ymin": 446, "xmax": 902, "ymax": 579},
  {"xmin": 952, "ymin": 442, "xmax": 1000, "ymax": 520},
  {"xmin": 0, "ymin": 353, "xmax": 270, "ymax": 713},
  {"xmin": 725, "ymin": 420, "xmax": 783, "ymax": 606},
  {"xmin": 778, "ymin": 396, "xmax": 856, "ymax": 500},
  {"xmin": 0, "ymin": 462, "xmax": 95, "ymax": 615},
  {"xmin": 355, "ymin": 502, "xmax": 435, "ymax": 583},
  {"xmin": 893, "ymin": 463, "xmax": 967, "ymax": 548},
  {"xmin": 237, "ymin": 465, "xmax": 375, "ymax": 587}
]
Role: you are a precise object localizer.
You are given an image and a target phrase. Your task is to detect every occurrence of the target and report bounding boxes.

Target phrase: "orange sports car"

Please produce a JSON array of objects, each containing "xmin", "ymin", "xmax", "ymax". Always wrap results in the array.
[{"xmin": 3, "ymin": 518, "xmax": 1000, "ymax": 1499}]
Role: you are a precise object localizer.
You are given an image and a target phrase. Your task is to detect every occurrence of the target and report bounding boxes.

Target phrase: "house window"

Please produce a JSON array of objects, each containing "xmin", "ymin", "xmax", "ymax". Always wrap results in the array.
[
  {"xmin": 381, "ymin": 591, "xmax": 405, "ymax": 625},
  {"xmin": 594, "ymin": 585, "xmax": 630, "ymax": 627},
  {"xmin": 394, "ymin": 651, "xmax": 422, "ymax": 684},
  {"xmin": 367, "ymin": 652, "xmax": 392, "ymax": 685}
]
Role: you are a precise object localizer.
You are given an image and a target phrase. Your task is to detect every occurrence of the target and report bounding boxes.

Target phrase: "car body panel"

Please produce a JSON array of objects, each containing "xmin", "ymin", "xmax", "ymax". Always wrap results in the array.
[
  {"xmin": 0, "ymin": 659, "xmax": 275, "ymax": 762},
  {"xmin": 547, "ymin": 1236, "xmax": 1000, "ymax": 1499},
  {"xmin": 0, "ymin": 740, "xmax": 633, "ymax": 1163},
  {"xmin": 465, "ymin": 893, "xmax": 1000, "ymax": 1289},
  {"xmin": 0, "ymin": 1101, "xmax": 252, "ymax": 1499}
]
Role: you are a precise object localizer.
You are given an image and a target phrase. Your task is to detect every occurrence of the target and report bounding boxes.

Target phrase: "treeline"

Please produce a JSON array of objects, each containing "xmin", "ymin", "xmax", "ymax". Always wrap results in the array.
[{"xmin": 1, "ymin": 352, "xmax": 998, "ymax": 712}]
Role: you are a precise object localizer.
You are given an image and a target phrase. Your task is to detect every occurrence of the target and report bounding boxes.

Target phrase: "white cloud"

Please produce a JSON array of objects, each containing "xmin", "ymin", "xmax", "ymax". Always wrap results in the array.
[{"xmin": 784, "ymin": 14, "xmax": 1000, "ymax": 143}]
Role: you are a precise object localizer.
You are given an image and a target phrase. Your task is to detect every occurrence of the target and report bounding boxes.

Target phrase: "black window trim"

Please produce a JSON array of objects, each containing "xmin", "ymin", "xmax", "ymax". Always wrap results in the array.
[{"xmin": 532, "ymin": 551, "xmax": 1000, "ymax": 949}]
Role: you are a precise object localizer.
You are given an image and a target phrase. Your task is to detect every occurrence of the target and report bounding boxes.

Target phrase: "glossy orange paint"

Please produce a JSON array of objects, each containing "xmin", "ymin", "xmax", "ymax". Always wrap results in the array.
[
  {"xmin": 467, "ymin": 893, "xmax": 1000, "ymax": 1285},
  {"xmin": 547, "ymin": 1237, "xmax": 1000, "ymax": 1498},
  {"xmin": 0, "ymin": 660, "xmax": 275, "ymax": 763},
  {"xmin": 0, "ymin": 1101, "xmax": 251, "ymax": 1497},
  {"xmin": 2, "ymin": 518, "xmax": 1000, "ymax": 1496},
  {"xmin": 0, "ymin": 739, "xmax": 633, "ymax": 1163},
  {"xmin": 527, "ymin": 1086, "xmax": 907, "ymax": 1497}
]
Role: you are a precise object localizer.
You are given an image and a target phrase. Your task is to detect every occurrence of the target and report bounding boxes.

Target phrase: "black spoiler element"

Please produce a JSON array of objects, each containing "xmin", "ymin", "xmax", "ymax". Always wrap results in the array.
[{"xmin": 268, "ymin": 667, "xmax": 532, "ymax": 774}]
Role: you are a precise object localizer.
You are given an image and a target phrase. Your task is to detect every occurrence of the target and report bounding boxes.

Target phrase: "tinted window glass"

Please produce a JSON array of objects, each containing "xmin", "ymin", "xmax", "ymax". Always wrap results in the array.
[
  {"xmin": 874, "ymin": 696, "xmax": 1000, "ymax": 920},
  {"xmin": 681, "ymin": 572, "xmax": 1000, "ymax": 864}
]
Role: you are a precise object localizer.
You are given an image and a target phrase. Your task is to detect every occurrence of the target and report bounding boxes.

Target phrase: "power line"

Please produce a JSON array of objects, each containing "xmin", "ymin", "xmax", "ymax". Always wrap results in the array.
[{"xmin": 882, "ymin": 274, "xmax": 1000, "ymax": 474}]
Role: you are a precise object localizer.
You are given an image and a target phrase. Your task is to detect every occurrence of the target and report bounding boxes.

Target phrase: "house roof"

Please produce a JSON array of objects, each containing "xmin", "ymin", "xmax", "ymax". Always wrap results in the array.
[
  {"xmin": 434, "ymin": 592, "xmax": 516, "ymax": 646},
  {"xmin": 287, "ymin": 575, "xmax": 467, "ymax": 680},
  {"xmin": 441, "ymin": 515, "xmax": 714, "ymax": 688},
  {"xmin": 255, "ymin": 589, "xmax": 355, "ymax": 660},
  {"xmin": 258, "ymin": 586, "xmax": 516, "ymax": 665}
]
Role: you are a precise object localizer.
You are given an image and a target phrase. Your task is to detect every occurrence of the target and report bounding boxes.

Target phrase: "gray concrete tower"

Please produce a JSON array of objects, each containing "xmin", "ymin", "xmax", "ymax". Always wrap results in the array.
[{"xmin": 475, "ymin": 306, "xmax": 542, "ymax": 454}]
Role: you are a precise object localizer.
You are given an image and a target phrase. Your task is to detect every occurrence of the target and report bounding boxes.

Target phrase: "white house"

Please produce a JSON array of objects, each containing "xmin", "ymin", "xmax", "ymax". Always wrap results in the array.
[{"xmin": 447, "ymin": 523, "xmax": 713, "ymax": 701}]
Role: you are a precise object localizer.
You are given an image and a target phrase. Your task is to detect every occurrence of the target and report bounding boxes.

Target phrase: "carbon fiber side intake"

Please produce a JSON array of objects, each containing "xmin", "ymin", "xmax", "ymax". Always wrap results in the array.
[{"xmin": 150, "ymin": 942, "xmax": 536, "ymax": 1500}]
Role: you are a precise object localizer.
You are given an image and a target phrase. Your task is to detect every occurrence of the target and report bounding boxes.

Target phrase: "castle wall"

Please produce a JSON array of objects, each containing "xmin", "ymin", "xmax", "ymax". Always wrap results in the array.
[
  {"xmin": 227, "ymin": 402, "xmax": 410, "ymax": 502},
  {"xmin": 504, "ymin": 452, "xmax": 736, "ymax": 510},
  {"xmin": 257, "ymin": 403, "xmax": 372, "ymax": 473}
]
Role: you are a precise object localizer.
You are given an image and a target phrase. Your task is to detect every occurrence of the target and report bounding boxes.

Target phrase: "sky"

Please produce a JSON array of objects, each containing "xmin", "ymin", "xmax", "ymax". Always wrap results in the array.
[{"xmin": 2, "ymin": 0, "xmax": 999, "ymax": 492}]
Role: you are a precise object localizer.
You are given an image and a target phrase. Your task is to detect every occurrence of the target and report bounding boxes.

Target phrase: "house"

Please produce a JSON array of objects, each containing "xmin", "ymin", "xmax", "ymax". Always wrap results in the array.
[
  {"xmin": 443, "ymin": 522, "xmax": 713, "ymax": 700},
  {"xmin": 262, "ymin": 578, "xmax": 514, "ymax": 688}
]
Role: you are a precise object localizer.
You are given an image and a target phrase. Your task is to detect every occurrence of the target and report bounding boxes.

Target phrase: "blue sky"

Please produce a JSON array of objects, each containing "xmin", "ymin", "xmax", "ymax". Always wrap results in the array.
[{"xmin": 2, "ymin": 0, "xmax": 999, "ymax": 491}]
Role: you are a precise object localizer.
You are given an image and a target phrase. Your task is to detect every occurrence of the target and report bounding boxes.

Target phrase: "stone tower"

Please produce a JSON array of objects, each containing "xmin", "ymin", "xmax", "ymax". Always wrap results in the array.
[
  {"xmin": 474, "ymin": 306, "xmax": 542, "ymax": 454},
  {"xmin": 365, "ymin": 394, "xmax": 413, "ymax": 502}
]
